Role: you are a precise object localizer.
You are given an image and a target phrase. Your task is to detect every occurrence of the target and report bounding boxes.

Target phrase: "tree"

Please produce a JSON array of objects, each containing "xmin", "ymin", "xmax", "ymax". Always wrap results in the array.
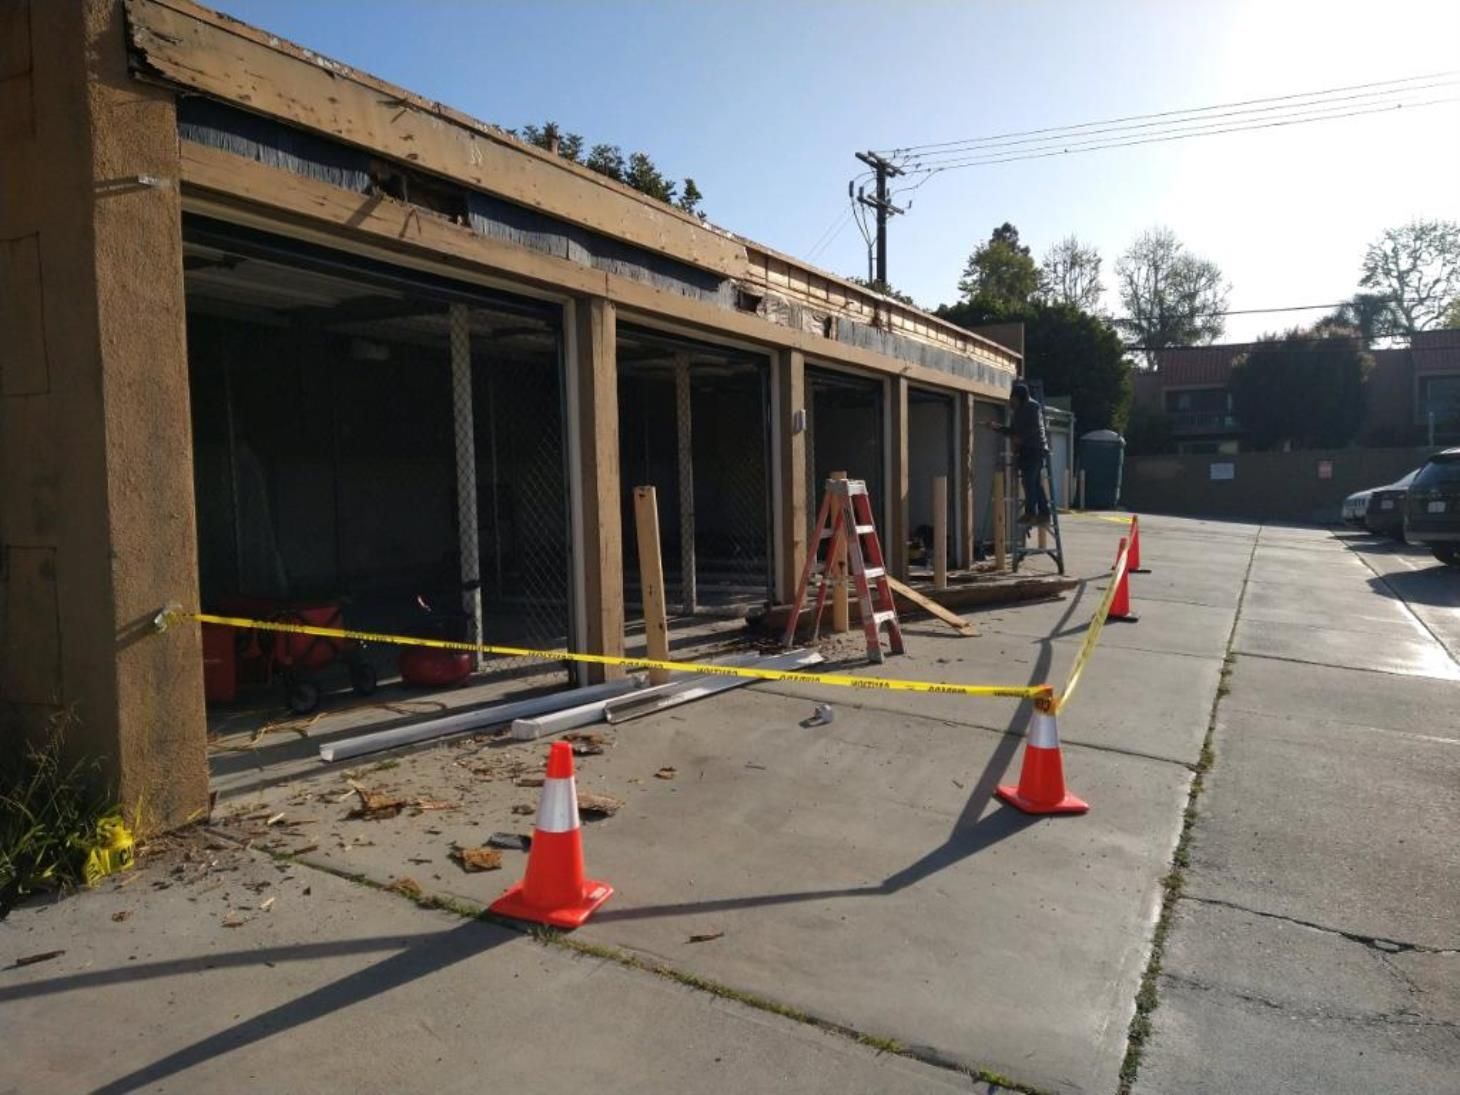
[
  {"xmin": 625, "ymin": 151, "xmax": 677, "ymax": 204},
  {"xmin": 677, "ymin": 178, "xmax": 703, "ymax": 216},
  {"xmin": 1038, "ymin": 235, "xmax": 1103, "ymax": 311},
  {"xmin": 939, "ymin": 297, "xmax": 1132, "ymax": 432},
  {"xmin": 1359, "ymin": 219, "xmax": 1460, "ymax": 336},
  {"xmin": 1114, "ymin": 227, "xmax": 1228, "ymax": 357},
  {"xmin": 584, "ymin": 143, "xmax": 626, "ymax": 183},
  {"xmin": 1314, "ymin": 292, "xmax": 1398, "ymax": 346},
  {"xmin": 1227, "ymin": 330, "xmax": 1371, "ymax": 450},
  {"xmin": 518, "ymin": 121, "xmax": 584, "ymax": 163},
  {"xmin": 957, "ymin": 222, "xmax": 1040, "ymax": 317},
  {"xmin": 1443, "ymin": 296, "xmax": 1460, "ymax": 329}
]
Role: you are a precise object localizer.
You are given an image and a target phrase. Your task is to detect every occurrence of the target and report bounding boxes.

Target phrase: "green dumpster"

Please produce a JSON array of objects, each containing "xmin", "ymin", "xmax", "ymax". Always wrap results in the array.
[{"xmin": 1078, "ymin": 429, "xmax": 1125, "ymax": 509}]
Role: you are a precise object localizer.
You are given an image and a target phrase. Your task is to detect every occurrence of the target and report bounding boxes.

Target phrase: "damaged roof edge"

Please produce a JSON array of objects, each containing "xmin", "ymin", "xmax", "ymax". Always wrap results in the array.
[{"xmin": 123, "ymin": 0, "xmax": 1017, "ymax": 370}]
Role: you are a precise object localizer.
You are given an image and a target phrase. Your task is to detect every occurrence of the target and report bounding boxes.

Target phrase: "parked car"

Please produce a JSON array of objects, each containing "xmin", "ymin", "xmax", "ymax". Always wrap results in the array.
[
  {"xmin": 1364, "ymin": 469, "xmax": 1421, "ymax": 540},
  {"xmin": 1341, "ymin": 488, "xmax": 1374, "ymax": 528},
  {"xmin": 1404, "ymin": 448, "xmax": 1460, "ymax": 567}
]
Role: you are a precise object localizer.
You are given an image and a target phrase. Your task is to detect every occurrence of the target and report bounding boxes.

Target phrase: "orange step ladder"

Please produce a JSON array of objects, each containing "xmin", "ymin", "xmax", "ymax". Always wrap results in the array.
[{"xmin": 782, "ymin": 477, "xmax": 905, "ymax": 663}]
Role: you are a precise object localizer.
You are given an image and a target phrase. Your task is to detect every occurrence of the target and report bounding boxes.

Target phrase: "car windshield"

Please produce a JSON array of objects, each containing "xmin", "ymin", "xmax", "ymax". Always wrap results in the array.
[
  {"xmin": 1413, "ymin": 457, "xmax": 1460, "ymax": 488},
  {"xmin": 1390, "ymin": 468, "xmax": 1420, "ymax": 489}
]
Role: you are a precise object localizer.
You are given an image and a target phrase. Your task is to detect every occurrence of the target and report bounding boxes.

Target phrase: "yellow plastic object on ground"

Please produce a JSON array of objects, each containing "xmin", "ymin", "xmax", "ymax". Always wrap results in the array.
[{"xmin": 81, "ymin": 815, "xmax": 135, "ymax": 886}]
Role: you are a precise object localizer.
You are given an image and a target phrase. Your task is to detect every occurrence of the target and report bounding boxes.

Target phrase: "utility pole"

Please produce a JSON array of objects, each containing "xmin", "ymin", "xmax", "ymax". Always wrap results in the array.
[{"xmin": 854, "ymin": 151, "xmax": 904, "ymax": 287}]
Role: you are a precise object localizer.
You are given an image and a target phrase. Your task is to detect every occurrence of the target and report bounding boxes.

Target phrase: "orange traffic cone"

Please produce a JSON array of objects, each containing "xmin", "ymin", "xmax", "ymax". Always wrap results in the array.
[
  {"xmin": 489, "ymin": 741, "xmax": 613, "ymax": 928},
  {"xmin": 1109, "ymin": 537, "xmax": 1139, "ymax": 622},
  {"xmin": 1128, "ymin": 515, "xmax": 1150, "ymax": 573},
  {"xmin": 996, "ymin": 703, "xmax": 1088, "ymax": 815}
]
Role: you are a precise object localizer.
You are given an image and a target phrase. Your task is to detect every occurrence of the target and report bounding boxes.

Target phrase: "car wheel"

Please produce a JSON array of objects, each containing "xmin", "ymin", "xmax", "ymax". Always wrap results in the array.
[{"xmin": 1431, "ymin": 544, "xmax": 1459, "ymax": 567}]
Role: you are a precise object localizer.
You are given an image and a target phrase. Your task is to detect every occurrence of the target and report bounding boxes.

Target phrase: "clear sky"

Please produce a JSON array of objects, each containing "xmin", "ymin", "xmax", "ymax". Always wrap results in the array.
[{"xmin": 209, "ymin": 0, "xmax": 1459, "ymax": 341}]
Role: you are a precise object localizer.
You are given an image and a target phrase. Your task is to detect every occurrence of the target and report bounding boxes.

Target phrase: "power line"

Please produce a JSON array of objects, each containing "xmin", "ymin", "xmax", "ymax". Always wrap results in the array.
[
  {"xmin": 804, "ymin": 206, "xmax": 852, "ymax": 260},
  {"xmin": 805, "ymin": 207, "xmax": 854, "ymax": 264},
  {"xmin": 876, "ymin": 69, "xmax": 1458, "ymax": 157},
  {"xmin": 891, "ymin": 95, "xmax": 1459, "ymax": 182},
  {"xmin": 895, "ymin": 78, "xmax": 1460, "ymax": 168}
]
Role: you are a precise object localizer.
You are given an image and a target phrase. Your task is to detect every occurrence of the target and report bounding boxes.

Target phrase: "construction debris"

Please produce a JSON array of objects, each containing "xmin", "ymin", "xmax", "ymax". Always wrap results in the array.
[
  {"xmin": 111, "ymin": 910, "xmax": 131, "ymax": 922},
  {"xmin": 347, "ymin": 780, "xmax": 407, "ymax": 818},
  {"xmin": 886, "ymin": 576, "xmax": 976, "ymax": 636},
  {"xmin": 486, "ymin": 832, "xmax": 531, "ymax": 851},
  {"xmin": 511, "ymin": 803, "xmax": 535, "ymax": 816},
  {"xmin": 655, "ymin": 767, "xmax": 678, "ymax": 780},
  {"xmin": 319, "ymin": 679, "xmax": 643, "ymax": 762},
  {"xmin": 577, "ymin": 792, "xmax": 624, "ymax": 817},
  {"xmin": 452, "ymin": 847, "xmax": 503, "ymax": 873},
  {"xmin": 11, "ymin": 950, "xmax": 65, "ymax": 969},
  {"xmin": 604, "ymin": 650, "xmax": 826, "ymax": 725},
  {"xmin": 687, "ymin": 930, "xmax": 725, "ymax": 944},
  {"xmin": 800, "ymin": 703, "xmax": 835, "ymax": 728},
  {"xmin": 387, "ymin": 878, "xmax": 423, "ymax": 900}
]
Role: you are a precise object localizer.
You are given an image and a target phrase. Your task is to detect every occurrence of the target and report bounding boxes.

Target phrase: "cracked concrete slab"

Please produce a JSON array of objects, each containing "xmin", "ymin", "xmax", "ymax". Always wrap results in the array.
[
  {"xmin": 1190, "ymin": 706, "xmax": 1460, "ymax": 950},
  {"xmin": 1132, "ymin": 900, "xmax": 1460, "ymax": 1095}
]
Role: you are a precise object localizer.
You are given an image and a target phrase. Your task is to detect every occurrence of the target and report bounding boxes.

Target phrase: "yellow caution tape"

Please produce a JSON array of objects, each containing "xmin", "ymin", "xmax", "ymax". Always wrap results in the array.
[
  {"xmin": 161, "ymin": 610, "xmax": 1052, "ymax": 703},
  {"xmin": 1054, "ymin": 536, "xmax": 1131, "ymax": 714},
  {"xmin": 1067, "ymin": 512, "xmax": 1140, "ymax": 526},
  {"xmin": 81, "ymin": 815, "xmax": 136, "ymax": 887}
]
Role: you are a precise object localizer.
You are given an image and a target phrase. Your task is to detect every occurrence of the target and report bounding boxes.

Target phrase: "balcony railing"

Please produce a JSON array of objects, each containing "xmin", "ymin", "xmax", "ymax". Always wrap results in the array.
[{"xmin": 1167, "ymin": 411, "xmax": 1240, "ymax": 434}]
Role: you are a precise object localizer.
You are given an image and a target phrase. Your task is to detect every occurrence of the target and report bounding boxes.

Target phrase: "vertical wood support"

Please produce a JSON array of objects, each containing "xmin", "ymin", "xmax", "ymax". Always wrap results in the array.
[
  {"xmin": 775, "ymin": 349, "xmax": 807, "ymax": 603},
  {"xmin": 632, "ymin": 486, "xmax": 671, "ymax": 685},
  {"xmin": 448, "ymin": 304, "xmax": 484, "ymax": 670},
  {"xmin": 890, "ymin": 377, "xmax": 910, "ymax": 579},
  {"xmin": 673, "ymin": 352, "xmax": 696, "ymax": 614},
  {"xmin": 830, "ymin": 470, "xmax": 850, "ymax": 633},
  {"xmin": 1079, "ymin": 468, "xmax": 1087, "ymax": 510},
  {"xmin": 993, "ymin": 463, "xmax": 1008, "ymax": 571},
  {"xmin": 960, "ymin": 393, "xmax": 976, "ymax": 569},
  {"xmin": 932, "ymin": 475, "xmax": 948, "ymax": 590},
  {"xmin": 574, "ymin": 298, "xmax": 624, "ymax": 680}
]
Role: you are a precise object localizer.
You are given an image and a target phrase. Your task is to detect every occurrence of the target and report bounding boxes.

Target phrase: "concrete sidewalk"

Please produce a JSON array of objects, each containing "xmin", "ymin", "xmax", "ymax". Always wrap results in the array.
[{"xmin": 1133, "ymin": 525, "xmax": 1460, "ymax": 1095}]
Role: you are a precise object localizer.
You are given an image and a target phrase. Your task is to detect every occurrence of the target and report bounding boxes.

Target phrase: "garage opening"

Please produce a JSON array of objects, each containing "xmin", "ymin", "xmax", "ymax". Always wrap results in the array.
[
  {"xmin": 807, "ymin": 366, "xmax": 886, "ymax": 530},
  {"xmin": 183, "ymin": 217, "xmax": 572, "ymax": 733},
  {"xmin": 907, "ymin": 387, "xmax": 958, "ymax": 568},
  {"xmin": 617, "ymin": 326, "xmax": 773, "ymax": 615}
]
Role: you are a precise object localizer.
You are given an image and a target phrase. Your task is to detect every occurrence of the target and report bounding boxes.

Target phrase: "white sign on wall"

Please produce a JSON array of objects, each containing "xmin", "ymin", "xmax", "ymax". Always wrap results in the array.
[{"xmin": 1209, "ymin": 462, "xmax": 1235, "ymax": 481}]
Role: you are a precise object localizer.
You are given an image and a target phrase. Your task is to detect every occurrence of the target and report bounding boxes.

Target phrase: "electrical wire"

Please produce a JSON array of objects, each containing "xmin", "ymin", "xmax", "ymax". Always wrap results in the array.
[
  {"xmin": 889, "ymin": 95, "xmax": 1459, "ymax": 186},
  {"xmin": 804, "ymin": 206, "xmax": 852, "ymax": 260},
  {"xmin": 876, "ymin": 69, "xmax": 1459, "ymax": 157},
  {"xmin": 894, "ymin": 78, "xmax": 1460, "ymax": 168}
]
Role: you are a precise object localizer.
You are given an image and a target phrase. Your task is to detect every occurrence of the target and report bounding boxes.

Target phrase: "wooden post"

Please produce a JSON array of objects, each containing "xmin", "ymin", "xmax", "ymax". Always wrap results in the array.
[
  {"xmin": 575, "ymin": 298, "xmax": 625, "ymax": 680},
  {"xmin": 1037, "ymin": 466, "xmax": 1050, "ymax": 549},
  {"xmin": 673, "ymin": 353, "xmax": 696, "ymax": 614},
  {"xmin": 959, "ymin": 393, "xmax": 976, "ymax": 569},
  {"xmin": 830, "ymin": 470, "xmax": 850, "ymax": 633},
  {"xmin": 889, "ymin": 377, "xmax": 910, "ymax": 579},
  {"xmin": 1063, "ymin": 467, "xmax": 1073, "ymax": 514},
  {"xmin": 633, "ymin": 486, "xmax": 671, "ymax": 685},
  {"xmin": 932, "ymin": 475, "xmax": 948, "ymax": 590},
  {"xmin": 993, "ymin": 462, "xmax": 1008, "ymax": 571},
  {"xmin": 1079, "ymin": 468, "xmax": 1087, "ymax": 510},
  {"xmin": 776, "ymin": 350, "xmax": 807, "ymax": 603},
  {"xmin": 448, "ymin": 304, "xmax": 485, "ymax": 671}
]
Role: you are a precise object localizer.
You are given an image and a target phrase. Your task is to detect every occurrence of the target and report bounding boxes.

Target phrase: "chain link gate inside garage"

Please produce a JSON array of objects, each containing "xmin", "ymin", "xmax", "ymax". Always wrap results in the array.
[{"xmin": 617, "ymin": 327, "xmax": 774, "ymax": 615}]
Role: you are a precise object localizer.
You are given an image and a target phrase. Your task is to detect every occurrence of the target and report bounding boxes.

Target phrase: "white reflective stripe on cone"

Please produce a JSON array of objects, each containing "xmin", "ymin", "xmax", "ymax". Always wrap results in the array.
[
  {"xmin": 1028, "ymin": 710, "xmax": 1060, "ymax": 750},
  {"xmin": 536, "ymin": 777, "xmax": 580, "ymax": 834}
]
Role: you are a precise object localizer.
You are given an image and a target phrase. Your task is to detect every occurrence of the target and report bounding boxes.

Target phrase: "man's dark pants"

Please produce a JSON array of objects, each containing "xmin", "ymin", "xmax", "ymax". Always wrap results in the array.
[{"xmin": 1018, "ymin": 451, "xmax": 1050, "ymax": 518}]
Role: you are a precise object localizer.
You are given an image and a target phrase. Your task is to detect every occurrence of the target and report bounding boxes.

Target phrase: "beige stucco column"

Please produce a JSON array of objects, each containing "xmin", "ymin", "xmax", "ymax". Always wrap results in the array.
[
  {"xmin": 0, "ymin": 0, "xmax": 208, "ymax": 832},
  {"xmin": 573, "ymin": 297, "xmax": 625, "ymax": 680}
]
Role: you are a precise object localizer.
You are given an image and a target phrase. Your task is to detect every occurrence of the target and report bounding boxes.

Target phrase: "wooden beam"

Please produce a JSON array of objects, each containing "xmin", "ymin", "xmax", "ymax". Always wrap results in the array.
[
  {"xmin": 126, "ymin": 0, "xmax": 745, "ymax": 276},
  {"xmin": 176, "ymin": 142, "xmax": 1017, "ymax": 401},
  {"xmin": 932, "ymin": 475, "xmax": 948, "ymax": 590},
  {"xmin": 673, "ymin": 353, "xmax": 696, "ymax": 614},
  {"xmin": 575, "ymin": 297, "xmax": 624, "ymax": 681},
  {"xmin": 993, "ymin": 463, "xmax": 1008, "ymax": 572},
  {"xmin": 829, "ymin": 470, "xmax": 850, "ymax": 634},
  {"xmin": 632, "ymin": 486, "xmax": 671, "ymax": 685},
  {"xmin": 887, "ymin": 577, "xmax": 975, "ymax": 637},
  {"xmin": 960, "ymin": 393, "xmax": 976, "ymax": 568},
  {"xmin": 889, "ymin": 377, "xmax": 910, "ymax": 579},
  {"xmin": 776, "ymin": 349, "xmax": 807, "ymax": 602}
]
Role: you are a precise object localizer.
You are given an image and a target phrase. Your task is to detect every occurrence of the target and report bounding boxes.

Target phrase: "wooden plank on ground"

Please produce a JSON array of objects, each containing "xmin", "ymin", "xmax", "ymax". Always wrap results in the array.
[{"xmin": 886, "ymin": 577, "xmax": 976, "ymax": 637}]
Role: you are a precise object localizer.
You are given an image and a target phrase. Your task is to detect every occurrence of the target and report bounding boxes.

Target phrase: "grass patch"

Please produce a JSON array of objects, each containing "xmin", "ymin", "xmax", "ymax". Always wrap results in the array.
[{"xmin": 1, "ymin": 715, "xmax": 122, "ymax": 919}]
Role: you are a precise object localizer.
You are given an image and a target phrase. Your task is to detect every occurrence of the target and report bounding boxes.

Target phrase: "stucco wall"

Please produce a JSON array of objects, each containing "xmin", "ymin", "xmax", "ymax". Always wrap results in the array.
[{"xmin": 0, "ymin": 0, "xmax": 207, "ymax": 831}]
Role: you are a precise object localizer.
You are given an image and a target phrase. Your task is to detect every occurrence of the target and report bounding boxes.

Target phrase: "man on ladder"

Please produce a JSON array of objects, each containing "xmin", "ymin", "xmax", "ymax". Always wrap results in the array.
[{"xmin": 994, "ymin": 382, "xmax": 1051, "ymax": 528}]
